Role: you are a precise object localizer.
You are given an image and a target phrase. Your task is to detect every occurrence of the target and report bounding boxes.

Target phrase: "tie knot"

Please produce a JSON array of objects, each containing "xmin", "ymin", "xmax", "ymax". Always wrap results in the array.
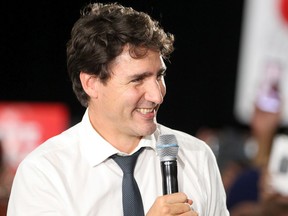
[{"xmin": 111, "ymin": 147, "xmax": 144, "ymax": 174}]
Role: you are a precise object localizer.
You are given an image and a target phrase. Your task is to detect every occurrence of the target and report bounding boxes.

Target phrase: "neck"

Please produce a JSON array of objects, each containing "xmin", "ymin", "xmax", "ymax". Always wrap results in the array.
[
  {"xmin": 108, "ymin": 135, "xmax": 142, "ymax": 154},
  {"xmin": 87, "ymin": 107, "xmax": 143, "ymax": 153}
]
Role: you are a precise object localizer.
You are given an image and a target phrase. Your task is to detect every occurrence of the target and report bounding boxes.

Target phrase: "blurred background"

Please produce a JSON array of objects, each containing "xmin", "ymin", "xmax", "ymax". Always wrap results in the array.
[
  {"xmin": 1, "ymin": 0, "xmax": 288, "ymax": 215},
  {"xmin": 1, "ymin": 0, "xmax": 245, "ymax": 133}
]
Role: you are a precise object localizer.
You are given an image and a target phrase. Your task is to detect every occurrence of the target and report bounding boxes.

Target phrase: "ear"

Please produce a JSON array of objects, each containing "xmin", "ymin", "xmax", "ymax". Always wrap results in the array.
[{"xmin": 80, "ymin": 72, "xmax": 99, "ymax": 98}]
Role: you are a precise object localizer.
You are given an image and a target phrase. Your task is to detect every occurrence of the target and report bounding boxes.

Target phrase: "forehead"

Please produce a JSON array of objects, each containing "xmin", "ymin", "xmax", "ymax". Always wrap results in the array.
[{"xmin": 110, "ymin": 46, "xmax": 165, "ymax": 76}]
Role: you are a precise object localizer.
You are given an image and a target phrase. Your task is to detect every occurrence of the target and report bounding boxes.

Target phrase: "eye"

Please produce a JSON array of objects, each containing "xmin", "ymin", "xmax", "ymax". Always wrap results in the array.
[
  {"xmin": 157, "ymin": 71, "xmax": 166, "ymax": 80},
  {"xmin": 131, "ymin": 77, "xmax": 144, "ymax": 83},
  {"xmin": 129, "ymin": 73, "xmax": 148, "ymax": 84}
]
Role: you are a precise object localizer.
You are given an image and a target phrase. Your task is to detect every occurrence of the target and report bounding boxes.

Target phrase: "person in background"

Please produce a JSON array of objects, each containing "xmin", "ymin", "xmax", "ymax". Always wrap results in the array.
[
  {"xmin": 227, "ymin": 79, "xmax": 288, "ymax": 216},
  {"xmin": 7, "ymin": 2, "xmax": 229, "ymax": 216}
]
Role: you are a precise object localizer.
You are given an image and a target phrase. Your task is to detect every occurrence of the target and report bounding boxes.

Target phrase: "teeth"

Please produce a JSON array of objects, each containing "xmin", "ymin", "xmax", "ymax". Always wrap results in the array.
[{"xmin": 137, "ymin": 108, "xmax": 154, "ymax": 114}]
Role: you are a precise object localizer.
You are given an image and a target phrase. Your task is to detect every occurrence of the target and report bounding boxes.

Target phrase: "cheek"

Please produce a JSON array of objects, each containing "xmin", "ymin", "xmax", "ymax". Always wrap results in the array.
[{"xmin": 121, "ymin": 88, "xmax": 143, "ymax": 104}]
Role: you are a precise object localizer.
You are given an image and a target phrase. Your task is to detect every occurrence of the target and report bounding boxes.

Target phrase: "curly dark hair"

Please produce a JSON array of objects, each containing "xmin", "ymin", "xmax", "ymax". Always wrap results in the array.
[{"xmin": 66, "ymin": 2, "xmax": 175, "ymax": 107}]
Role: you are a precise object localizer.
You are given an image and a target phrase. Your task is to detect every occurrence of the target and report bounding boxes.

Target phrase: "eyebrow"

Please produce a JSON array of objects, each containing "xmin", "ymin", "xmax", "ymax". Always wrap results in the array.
[{"xmin": 128, "ymin": 67, "xmax": 167, "ymax": 80}]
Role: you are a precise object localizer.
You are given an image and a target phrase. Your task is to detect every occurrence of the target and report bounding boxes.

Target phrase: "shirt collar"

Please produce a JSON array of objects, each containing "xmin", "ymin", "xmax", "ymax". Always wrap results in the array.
[{"xmin": 79, "ymin": 108, "xmax": 160, "ymax": 167}]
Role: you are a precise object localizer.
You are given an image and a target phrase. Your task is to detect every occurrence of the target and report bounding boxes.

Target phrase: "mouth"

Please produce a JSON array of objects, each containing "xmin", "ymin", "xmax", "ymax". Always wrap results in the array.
[{"xmin": 136, "ymin": 107, "xmax": 155, "ymax": 114}]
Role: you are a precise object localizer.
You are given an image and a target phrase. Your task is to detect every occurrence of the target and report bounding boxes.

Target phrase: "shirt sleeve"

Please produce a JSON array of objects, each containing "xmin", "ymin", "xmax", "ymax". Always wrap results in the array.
[{"xmin": 204, "ymin": 147, "xmax": 230, "ymax": 216}]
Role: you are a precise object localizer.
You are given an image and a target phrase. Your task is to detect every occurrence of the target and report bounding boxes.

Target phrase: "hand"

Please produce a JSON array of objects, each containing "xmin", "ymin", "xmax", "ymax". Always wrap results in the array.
[
  {"xmin": 257, "ymin": 168, "xmax": 288, "ymax": 215},
  {"xmin": 251, "ymin": 106, "xmax": 281, "ymax": 167},
  {"xmin": 259, "ymin": 192, "xmax": 288, "ymax": 215},
  {"xmin": 146, "ymin": 192, "xmax": 198, "ymax": 216},
  {"xmin": 251, "ymin": 106, "xmax": 280, "ymax": 138}
]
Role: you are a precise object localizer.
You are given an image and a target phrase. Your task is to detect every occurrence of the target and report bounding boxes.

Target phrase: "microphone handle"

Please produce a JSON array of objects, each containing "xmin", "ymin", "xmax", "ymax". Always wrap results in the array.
[{"xmin": 160, "ymin": 160, "xmax": 178, "ymax": 195}]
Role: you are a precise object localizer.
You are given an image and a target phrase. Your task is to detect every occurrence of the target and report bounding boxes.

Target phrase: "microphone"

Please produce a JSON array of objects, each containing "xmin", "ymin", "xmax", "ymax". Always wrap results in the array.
[{"xmin": 156, "ymin": 134, "xmax": 179, "ymax": 195}]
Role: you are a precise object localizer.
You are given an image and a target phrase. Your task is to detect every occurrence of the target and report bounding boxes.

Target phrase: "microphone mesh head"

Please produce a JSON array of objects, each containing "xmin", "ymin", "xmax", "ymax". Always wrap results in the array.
[{"xmin": 156, "ymin": 134, "xmax": 179, "ymax": 161}]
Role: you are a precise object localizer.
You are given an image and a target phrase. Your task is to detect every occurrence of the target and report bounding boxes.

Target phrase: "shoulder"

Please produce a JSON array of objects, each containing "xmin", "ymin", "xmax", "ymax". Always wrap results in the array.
[{"xmin": 21, "ymin": 122, "xmax": 82, "ymax": 163}]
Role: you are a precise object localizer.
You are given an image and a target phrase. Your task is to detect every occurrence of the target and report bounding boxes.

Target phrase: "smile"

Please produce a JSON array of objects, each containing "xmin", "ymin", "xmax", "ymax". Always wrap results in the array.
[{"xmin": 136, "ymin": 108, "xmax": 154, "ymax": 114}]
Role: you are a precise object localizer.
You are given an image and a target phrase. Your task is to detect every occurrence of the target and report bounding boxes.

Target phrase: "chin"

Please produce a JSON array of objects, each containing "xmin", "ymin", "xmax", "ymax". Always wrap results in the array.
[{"xmin": 141, "ymin": 125, "xmax": 157, "ymax": 136}]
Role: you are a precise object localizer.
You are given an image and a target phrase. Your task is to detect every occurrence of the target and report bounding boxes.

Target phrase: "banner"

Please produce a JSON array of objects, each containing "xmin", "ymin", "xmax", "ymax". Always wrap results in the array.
[
  {"xmin": 0, "ymin": 102, "xmax": 69, "ymax": 170},
  {"xmin": 235, "ymin": 0, "xmax": 288, "ymax": 125}
]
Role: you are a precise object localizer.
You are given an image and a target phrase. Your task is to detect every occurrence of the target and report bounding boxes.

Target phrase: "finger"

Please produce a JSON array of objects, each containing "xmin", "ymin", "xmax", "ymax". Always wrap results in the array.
[
  {"xmin": 186, "ymin": 198, "xmax": 193, "ymax": 205},
  {"xmin": 164, "ymin": 192, "xmax": 189, "ymax": 204},
  {"xmin": 191, "ymin": 206, "xmax": 199, "ymax": 216},
  {"xmin": 167, "ymin": 202, "xmax": 192, "ymax": 215},
  {"xmin": 193, "ymin": 211, "xmax": 199, "ymax": 216}
]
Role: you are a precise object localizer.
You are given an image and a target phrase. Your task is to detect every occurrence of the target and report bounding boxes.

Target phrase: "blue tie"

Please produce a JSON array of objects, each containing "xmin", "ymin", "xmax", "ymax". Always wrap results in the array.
[{"xmin": 111, "ymin": 147, "xmax": 145, "ymax": 216}]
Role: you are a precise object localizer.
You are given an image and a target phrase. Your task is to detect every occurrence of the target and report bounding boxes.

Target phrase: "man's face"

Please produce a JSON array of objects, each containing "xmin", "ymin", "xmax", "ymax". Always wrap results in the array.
[{"xmin": 90, "ymin": 47, "xmax": 167, "ymax": 141}]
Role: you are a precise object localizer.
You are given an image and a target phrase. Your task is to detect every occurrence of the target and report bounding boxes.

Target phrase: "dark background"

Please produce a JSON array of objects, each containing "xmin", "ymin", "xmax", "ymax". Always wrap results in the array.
[{"xmin": 1, "ymin": 0, "xmax": 246, "ymax": 135}]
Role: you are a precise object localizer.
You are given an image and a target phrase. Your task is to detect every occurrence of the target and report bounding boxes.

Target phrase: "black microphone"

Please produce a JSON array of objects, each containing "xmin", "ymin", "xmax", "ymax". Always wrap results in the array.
[{"xmin": 156, "ymin": 134, "xmax": 179, "ymax": 195}]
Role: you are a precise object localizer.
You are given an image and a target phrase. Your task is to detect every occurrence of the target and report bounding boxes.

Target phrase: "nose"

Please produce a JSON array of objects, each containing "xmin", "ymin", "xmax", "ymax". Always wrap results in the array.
[{"xmin": 144, "ymin": 79, "xmax": 165, "ymax": 104}]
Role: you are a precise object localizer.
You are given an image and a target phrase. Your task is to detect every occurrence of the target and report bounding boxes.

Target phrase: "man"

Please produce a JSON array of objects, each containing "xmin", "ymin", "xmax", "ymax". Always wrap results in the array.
[{"xmin": 7, "ymin": 2, "xmax": 229, "ymax": 215}]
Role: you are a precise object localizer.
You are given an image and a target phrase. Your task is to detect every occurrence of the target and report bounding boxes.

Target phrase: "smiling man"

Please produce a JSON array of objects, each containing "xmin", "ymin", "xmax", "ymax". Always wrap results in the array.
[
  {"xmin": 82, "ymin": 46, "xmax": 167, "ymax": 153},
  {"xmin": 7, "ymin": 2, "xmax": 229, "ymax": 216}
]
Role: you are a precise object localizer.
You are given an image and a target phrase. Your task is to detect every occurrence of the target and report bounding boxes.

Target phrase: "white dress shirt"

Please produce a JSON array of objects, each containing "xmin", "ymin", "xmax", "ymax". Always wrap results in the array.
[{"xmin": 7, "ymin": 109, "xmax": 229, "ymax": 216}]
